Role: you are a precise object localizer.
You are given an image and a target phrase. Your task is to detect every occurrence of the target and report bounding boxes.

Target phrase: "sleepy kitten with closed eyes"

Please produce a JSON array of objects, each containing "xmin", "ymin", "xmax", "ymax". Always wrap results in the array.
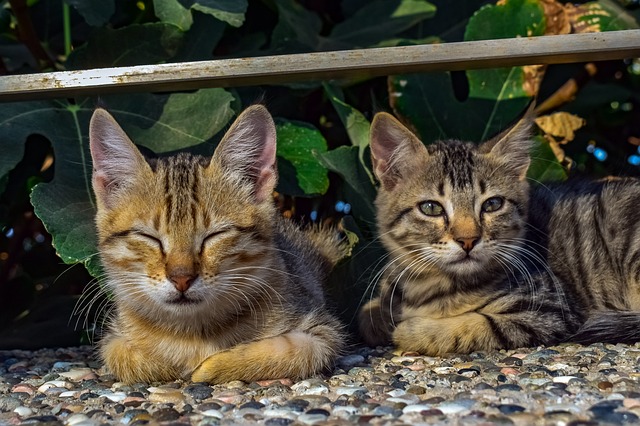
[{"xmin": 90, "ymin": 105, "xmax": 346, "ymax": 384}]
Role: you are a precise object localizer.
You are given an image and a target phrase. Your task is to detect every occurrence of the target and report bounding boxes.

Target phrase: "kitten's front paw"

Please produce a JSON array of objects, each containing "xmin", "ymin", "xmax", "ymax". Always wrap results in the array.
[
  {"xmin": 393, "ymin": 314, "xmax": 497, "ymax": 356},
  {"xmin": 191, "ymin": 352, "xmax": 228, "ymax": 384},
  {"xmin": 393, "ymin": 318, "xmax": 456, "ymax": 356}
]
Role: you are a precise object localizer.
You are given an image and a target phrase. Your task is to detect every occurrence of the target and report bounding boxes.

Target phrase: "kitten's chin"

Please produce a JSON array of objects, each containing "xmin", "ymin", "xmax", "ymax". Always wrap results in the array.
[
  {"xmin": 443, "ymin": 255, "xmax": 488, "ymax": 276},
  {"xmin": 165, "ymin": 294, "xmax": 202, "ymax": 306}
]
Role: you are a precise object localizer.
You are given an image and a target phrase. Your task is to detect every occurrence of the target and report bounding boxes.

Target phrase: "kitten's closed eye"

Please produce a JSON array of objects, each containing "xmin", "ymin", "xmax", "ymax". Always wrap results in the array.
[
  {"xmin": 200, "ymin": 227, "xmax": 233, "ymax": 253},
  {"xmin": 135, "ymin": 231, "xmax": 164, "ymax": 251}
]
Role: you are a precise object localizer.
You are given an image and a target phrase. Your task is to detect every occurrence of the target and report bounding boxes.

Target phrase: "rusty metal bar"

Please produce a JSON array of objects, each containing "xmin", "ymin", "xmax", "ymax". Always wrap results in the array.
[{"xmin": 0, "ymin": 30, "xmax": 639, "ymax": 101}]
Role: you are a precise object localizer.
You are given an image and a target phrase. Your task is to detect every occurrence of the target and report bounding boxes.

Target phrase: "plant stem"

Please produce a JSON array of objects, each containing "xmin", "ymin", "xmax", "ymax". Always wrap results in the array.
[
  {"xmin": 62, "ymin": 1, "xmax": 71, "ymax": 56},
  {"xmin": 8, "ymin": 0, "xmax": 54, "ymax": 70}
]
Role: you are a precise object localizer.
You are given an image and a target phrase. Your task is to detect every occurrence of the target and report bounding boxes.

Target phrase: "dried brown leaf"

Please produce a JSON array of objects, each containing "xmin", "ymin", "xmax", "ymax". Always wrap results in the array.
[
  {"xmin": 523, "ymin": 64, "xmax": 546, "ymax": 96},
  {"xmin": 534, "ymin": 112, "xmax": 586, "ymax": 143},
  {"xmin": 566, "ymin": 3, "xmax": 610, "ymax": 33},
  {"xmin": 540, "ymin": 0, "xmax": 571, "ymax": 35}
]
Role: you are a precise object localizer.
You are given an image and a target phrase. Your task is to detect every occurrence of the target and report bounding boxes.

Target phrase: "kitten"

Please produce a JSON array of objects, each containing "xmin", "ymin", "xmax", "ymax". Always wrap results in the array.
[
  {"xmin": 359, "ymin": 110, "xmax": 640, "ymax": 355},
  {"xmin": 89, "ymin": 105, "xmax": 345, "ymax": 384}
]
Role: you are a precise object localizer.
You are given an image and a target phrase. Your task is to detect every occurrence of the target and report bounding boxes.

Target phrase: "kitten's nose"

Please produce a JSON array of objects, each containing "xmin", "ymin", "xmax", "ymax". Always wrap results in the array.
[
  {"xmin": 169, "ymin": 273, "xmax": 197, "ymax": 292},
  {"xmin": 456, "ymin": 237, "xmax": 479, "ymax": 253}
]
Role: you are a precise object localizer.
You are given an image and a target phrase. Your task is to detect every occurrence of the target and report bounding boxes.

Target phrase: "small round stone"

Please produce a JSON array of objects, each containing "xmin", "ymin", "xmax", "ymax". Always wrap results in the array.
[{"xmin": 184, "ymin": 384, "xmax": 213, "ymax": 401}]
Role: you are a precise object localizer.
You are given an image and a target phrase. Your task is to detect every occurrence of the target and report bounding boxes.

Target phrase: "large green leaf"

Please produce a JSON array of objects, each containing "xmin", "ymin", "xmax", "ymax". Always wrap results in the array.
[
  {"xmin": 528, "ymin": 136, "xmax": 568, "ymax": 182},
  {"xmin": 0, "ymin": 89, "xmax": 235, "ymax": 278},
  {"xmin": 272, "ymin": 0, "xmax": 436, "ymax": 53},
  {"xmin": 390, "ymin": 0, "xmax": 544, "ymax": 143},
  {"xmin": 575, "ymin": 0, "xmax": 639, "ymax": 32},
  {"xmin": 323, "ymin": 83, "xmax": 375, "ymax": 186},
  {"xmin": 316, "ymin": 146, "xmax": 377, "ymax": 227},
  {"xmin": 107, "ymin": 89, "xmax": 236, "ymax": 153},
  {"xmin": 330, "ymin": 0, "xmax": 436, "ymax": 48},
  {"xmin": 67, "ymin": 23, "xmax": 184, "ymax": 69},
  {"xmin": 275, "ymin": 120, "xmax": 329, "ymax": 196},
  {"xmin": 271, "ymin": 0, "xmax": 323, "ymax": 52},
  {"xmin": 153, "ymin": 0, "xmax": 194, "ymax": 30},
  {"xmin": 64, "ymin": 0, "xmax": 114, "ymax": 26},
  {"xmin": 179, "ymin": 0, "xmax": 247, "ymax": 28},
  {"xmin": 171, "ymin": 11, "xmax": 226, "ymax": 62},
  {"xmin": 155, "ymin": 0, "xmax": 246, "ymax": 29}
]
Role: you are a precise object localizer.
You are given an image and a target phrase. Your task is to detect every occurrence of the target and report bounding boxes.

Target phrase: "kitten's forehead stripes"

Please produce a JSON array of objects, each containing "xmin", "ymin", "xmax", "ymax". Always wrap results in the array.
[
  {"xmin": 158, "ymin": 153, "xmax": 206, "ymax": 225},
  {"xmin": 428, "ymin": 141, "xmax": 476, "ymax": 189}
]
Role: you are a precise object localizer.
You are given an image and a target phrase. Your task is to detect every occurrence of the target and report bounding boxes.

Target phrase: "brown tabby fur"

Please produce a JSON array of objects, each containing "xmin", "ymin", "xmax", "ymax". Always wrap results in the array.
[
  {"xmin": 359, "ymin": 110, "xmax": 640, "ymax": 356},
  {"xmin": 89, "ymin": 105, "xmax": 345, "ymax": 384}
]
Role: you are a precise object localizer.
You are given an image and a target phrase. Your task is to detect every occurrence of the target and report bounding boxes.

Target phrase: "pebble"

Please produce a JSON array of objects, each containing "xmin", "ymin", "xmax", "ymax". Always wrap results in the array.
[
  {"xmin": 291, "ymin": 379, "xmax": 329, "ymax": 395},
  {"xmin": 334, "ymin": 385, "xmax": 367, "ymax": 396},
  {"xmin": 147, "ymin": 387, "xmax": 185, "ymax": 404},
  {"xmin": 13, "ymin": 405, "xmax": 33, "ymax": 416},
  {"xmin": 184, "ymin": 383, "xmax": 213, "ymax": 400},
  {"xmin": 297, "ymin": 412, "xmax": 328, "ymax": 424},
  {"xmin": 0, "ymin": 344, "xmax": 640, "ymax": 424},
  {"xmin": 336, "ymin": 354, "xmax": 365, "ymax": 368}
]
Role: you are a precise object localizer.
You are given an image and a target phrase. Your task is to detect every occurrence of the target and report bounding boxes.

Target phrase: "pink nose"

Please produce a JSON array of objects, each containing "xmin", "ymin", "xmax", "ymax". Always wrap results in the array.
[
  {"xmin": 456, "ymin": 237, "xmax": 479, "ymax": 253},
  {"xmin": 168, "ymin": 274, "xmax": 197, "ymax": 292}
]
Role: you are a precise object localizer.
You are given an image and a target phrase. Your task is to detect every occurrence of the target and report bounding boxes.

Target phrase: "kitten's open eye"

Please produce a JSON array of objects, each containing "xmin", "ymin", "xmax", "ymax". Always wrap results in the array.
[
  {"xmin": 481, "ymin": 197, "xmax": 504, "ymax": 213},
  {"xmin": 419, "ymin": 200, "xmax": 444, "ymax": 217}
]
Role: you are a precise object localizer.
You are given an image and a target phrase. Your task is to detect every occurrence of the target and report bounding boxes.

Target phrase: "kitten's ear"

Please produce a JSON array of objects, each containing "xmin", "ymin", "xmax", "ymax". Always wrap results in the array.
[
  {"xmin": 89, "ymin": 108, "xmax": 149, "ymax": 208},
  {"xmin": 213, "ymin": 105, "xmax": 277, "ymax": 203},
  {"xmin": 479, "ymin": 103, "xmax": 535, "ymax": 180},
  {"xmin": 370, "ymin": 112, "xmax": 428, "ymax": 190}
]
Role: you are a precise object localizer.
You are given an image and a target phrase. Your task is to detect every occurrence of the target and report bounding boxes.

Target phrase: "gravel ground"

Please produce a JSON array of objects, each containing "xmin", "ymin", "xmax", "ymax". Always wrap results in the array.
[{"xmin": 2, "ymin": 343, "xmax": 640, "ymax": 425}]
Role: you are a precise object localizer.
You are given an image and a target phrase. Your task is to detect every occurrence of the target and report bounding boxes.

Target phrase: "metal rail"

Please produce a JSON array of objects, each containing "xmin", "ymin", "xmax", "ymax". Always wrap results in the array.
[{"xmin": 0, "ymin": 30, "xmax": 639, "ymax": 101}]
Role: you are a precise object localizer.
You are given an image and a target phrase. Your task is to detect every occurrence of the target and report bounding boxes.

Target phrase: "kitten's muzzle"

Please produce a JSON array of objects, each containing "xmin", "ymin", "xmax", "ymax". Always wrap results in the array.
[
  {"xmin": 455, "ymin": 237, "xmax": 479, "ymax": 254},
  {"xmin": 168, "ymin": 271, "xmax": 198, "ymax": 293}
]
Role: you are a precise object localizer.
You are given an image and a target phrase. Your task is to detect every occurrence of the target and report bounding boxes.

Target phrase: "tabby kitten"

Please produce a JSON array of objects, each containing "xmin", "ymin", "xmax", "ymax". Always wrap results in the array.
[
  {"xmin": 359, "ymin": 110, "xmax": 640, "ymax": 355},
  {"xmin": 90, "ymin": 105, "xmax": 345, "ymax": 384}
]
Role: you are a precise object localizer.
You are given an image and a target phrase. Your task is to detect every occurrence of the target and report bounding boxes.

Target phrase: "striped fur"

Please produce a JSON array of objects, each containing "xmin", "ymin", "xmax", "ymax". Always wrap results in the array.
[
  {"xmin": 89, "ymin": 106, "xmax": 345, "ymax": 384},
  {"xmin": 359, "ymin": 112, "xmax": 640, "ymax": 355}
]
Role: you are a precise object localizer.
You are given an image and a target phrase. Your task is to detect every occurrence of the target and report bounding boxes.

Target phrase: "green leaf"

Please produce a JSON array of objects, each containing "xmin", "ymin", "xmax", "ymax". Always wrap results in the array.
[
  {"xmin": 330, "ymin": 0, "xmax": 436, "ymax": 47},
  {"xmin": 528, "ymin": 136, "xmax": 568, "ymax": 182},
  {"xmin": 275, "ymin": 120, "xmax": 329, "ymax": 196},
  {"xmin": 316, "ymin": 146, "xmax": 377, "ymax": 226},
  {"xmin": 153, "ymin": 0, "xmax": 193, "ymax": 30},
  {"xmin": 67, "ymin": 23, "xmax": 184, "ymax": 69},
  {"xmin": 63, "ymin": 0, "xmax": 114, "ymax": 26},
  {"xmin": 180, "ymin": 0, "xmax": 247, "ymax": 27},
  {"xmin": 575, "ymin": 0, "xmax": 639, "ymax": 32},
  {"xmin": 271, "ymin": 0, "xmax": 322, "ymax": 52},
  {"xmin": 0, "ymin": 89, "xmax": 235, "ymax": 278},
  {"xmin": 108, "ymin": 89, "xmax": 236, "ymax": 153},
  {"xmin": 323, "ymin": 83, "xmax": 375, "ymax": 185},
  {"xmin": 172, "ymin": 11, "xmax": 226, "ymax": 62},
  {"xmin": 0, "ymin": 101, "xmax": 103, "ymax": 277},
  {"xmin": 464, "ymin": 0, "xmax": 544, "ymax": 41},
  {"xmin": 153, "ymin": 0, "xmax": 246, "ymax": 31},
  {"xmin": 390, "ymin": 0, "xmax": 544, "ymax": 143}
]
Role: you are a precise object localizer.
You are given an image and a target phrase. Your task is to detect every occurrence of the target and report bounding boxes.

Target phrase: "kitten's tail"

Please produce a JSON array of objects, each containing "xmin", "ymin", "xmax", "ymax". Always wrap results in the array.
[
  {"xmin": 570, "ymin": 312, "xmax": 640, "ymax": 345},
  {"xmin": 305, "ymin": 226, "xmax": 350, "ymax": 269}
]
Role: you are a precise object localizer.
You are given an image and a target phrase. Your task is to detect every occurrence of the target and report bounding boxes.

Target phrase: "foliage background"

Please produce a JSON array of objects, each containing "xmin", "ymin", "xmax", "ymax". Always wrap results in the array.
[{"xmin": 0, "ymin": 0, "xmax": 639, "ymax": 347}]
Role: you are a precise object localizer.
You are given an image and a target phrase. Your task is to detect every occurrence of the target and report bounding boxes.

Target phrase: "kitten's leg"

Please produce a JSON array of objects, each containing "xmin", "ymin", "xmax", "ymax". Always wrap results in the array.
[
  {"xmin": 358, "ymin": 276, "xmax": 402, "ymax": 347},
  {"xmin": 394, "ymin": 308, "xmax": 574, "ymax": 356},
  {"xmin": 191, "ymin": 320, "xmax": 343, "ymax": 384},
  {"xmin": 358, "ymin": 298, "xmax": 394, "ymax": 347},
  {"xmin": 101, "ymin": 334, "xmax": 180, "ymax": 383}
]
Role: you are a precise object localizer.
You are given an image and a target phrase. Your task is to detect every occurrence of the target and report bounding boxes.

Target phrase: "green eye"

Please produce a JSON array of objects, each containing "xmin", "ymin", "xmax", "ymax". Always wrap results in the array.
[
  {"xmin": 482, "ymin": 197, "xmax": 504, "ymax": 213},
  {"xmin": 419, "ymin": 201, "xmax": 444, "ymax": 216}
]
